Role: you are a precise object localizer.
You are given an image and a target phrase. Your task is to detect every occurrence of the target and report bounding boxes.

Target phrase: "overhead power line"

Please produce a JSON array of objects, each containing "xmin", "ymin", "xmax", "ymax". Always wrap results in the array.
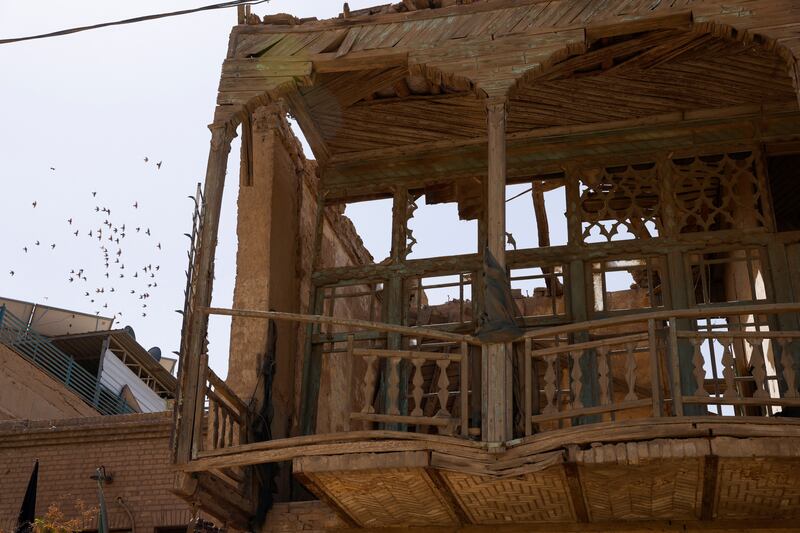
[{"xmin": 0, "ymin": 0, "xmax": 269, "ymax": 45}]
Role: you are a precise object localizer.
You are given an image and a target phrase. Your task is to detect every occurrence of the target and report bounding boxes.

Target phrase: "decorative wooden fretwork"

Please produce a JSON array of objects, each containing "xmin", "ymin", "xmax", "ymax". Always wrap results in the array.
[
  {"xmin": 578, "ymin": 162, "xmax": 661, "ymax": 243},
  {"xmin": 671, "ymin": 152, "xmax": 769, "ymax": 233}
]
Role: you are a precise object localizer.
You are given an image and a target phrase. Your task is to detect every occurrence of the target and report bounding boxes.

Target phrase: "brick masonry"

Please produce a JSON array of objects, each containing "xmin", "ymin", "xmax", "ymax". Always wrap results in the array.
[{"xmin": 0, "ymin": 412, "xmax": 209, "ymax": 532}]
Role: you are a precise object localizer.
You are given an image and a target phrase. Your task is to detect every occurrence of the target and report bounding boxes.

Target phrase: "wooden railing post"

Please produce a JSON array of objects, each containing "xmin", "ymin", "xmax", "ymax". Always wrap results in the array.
[
  {"xmin": 648, "ymin": 319, "xmax": 664, "ymax": 417},
  {"xmin": 329, "ymin": 335, "xmax": 354, "ymax": 432},
  {"xmin": 667, "ymin": 317, "xmax": 685, "ymax": 416}
]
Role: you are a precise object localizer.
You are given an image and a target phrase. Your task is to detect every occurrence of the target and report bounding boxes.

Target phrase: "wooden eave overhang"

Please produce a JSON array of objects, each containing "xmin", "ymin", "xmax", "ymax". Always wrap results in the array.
[{"xmin": 215, "ymin": 0, "xmax": 800, "ymax": 201}]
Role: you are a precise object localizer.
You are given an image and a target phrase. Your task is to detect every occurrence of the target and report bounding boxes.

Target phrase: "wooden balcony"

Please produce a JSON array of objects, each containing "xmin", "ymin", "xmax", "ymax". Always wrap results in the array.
[{"xmin": 174, "ymin": 303, "xmax": 800, "ymax": 529}]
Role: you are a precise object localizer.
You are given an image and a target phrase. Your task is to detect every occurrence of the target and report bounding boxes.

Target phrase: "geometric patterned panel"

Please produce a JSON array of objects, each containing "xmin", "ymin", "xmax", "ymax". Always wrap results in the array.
[
  {"xmin": 671, "ymin": 151, "xmax": 769, "ymax": 233},
  {"xmin": 307, "ymin": 468, "xmax": 458, "ymax": 528},
  {"xmin": 581, "ymin": 459, "xmax": 703, "ymax": 521},
  {"xmin": 716, "ymin": 458, "xmax": 800, "ymax": 519},
  {"xmin": 440, "ymin": 467, "xmax": 575, "ymax": 524}
]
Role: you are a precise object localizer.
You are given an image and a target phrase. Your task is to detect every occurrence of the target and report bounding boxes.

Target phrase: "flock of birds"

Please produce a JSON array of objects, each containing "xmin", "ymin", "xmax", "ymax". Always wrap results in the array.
[{"xmin": 9, "ymin": 158, "xmax": 168, "ymax": 320}]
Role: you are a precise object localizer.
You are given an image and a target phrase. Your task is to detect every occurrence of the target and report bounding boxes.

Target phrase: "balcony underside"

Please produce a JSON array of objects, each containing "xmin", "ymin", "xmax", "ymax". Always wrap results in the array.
[{"xmin": 184, "ymin": 417, "xmax": 800, "ymax": 528}]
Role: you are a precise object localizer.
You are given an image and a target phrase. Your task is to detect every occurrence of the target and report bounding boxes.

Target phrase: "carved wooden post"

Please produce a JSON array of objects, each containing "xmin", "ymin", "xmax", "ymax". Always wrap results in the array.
[
  {"xmin": 564, "ymin": 164, "xmax": 599, "ymax": 420},
  {"xmin": 175, "ymin": 120, "xmax": 236, "ymax": 468},
  {"xmin": 658, "ymin": 155, "xmax": 700, "ymax": 415},
  {"xmin": 380, "ymin": 187, "xmax": 410, "ymax": 429},
  {"xmin": 481, "ymin": 99, "xmax": 512, "ymax": 442}
]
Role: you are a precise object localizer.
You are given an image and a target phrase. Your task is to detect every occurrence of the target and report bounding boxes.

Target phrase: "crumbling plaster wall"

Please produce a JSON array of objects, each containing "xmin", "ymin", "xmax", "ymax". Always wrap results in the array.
[{"xmin": 226, "ymin": 103, "xmax": 374, "ymax": 446}]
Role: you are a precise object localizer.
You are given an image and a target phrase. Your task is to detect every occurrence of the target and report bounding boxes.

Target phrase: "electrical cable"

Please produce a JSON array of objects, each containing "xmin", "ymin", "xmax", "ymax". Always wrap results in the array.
[{"xmin": 0, "ymin": 0, "xmax": 269, "ymax": 45}]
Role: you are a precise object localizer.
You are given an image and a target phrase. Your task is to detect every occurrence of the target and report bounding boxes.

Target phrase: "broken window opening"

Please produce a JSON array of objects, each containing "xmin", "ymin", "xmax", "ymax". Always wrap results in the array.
[
  {"xmin": 505, "ymin": 177, "xmax": 567, "ymax": 251},
  {"xmin": 591, "ymin": 257, "xmax": 665, "ymax": 313},
  {"xmin": 509, "ymin": 265, "xmax": 566, "ymax": 319},
  {"xmin": 688, "ymin": 248, "xmax": 768, "ymax": 306},
  {"xmin": 405, "ymin": 273, "xmax": 473, "ymax": 327},
  {"xmin": 341, "ymin": 198, "xmax": 393, "ymax": 263},
  {"xmin": 406, "ymin": 194, "xmax": 477, "ymax": 259}
]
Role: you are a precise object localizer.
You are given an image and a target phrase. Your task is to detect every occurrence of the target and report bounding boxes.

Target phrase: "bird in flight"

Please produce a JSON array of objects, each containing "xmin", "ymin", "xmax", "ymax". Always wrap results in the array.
[
  {"xmin": 145, "ymin": 228, "xmax": 151, "ymax": 236},
  {"xmin": 157, "ymin": 243, "xmax": 162, "ymax": 250},
  {"xmin": 92, "ymin": 191, "xmax": 97, "ymax": 197},
  {"xmin": 32, "ymin": 201, "xmax": 37, "ymax": 208},
  {"xmin": 144, "ymin": 157, "xmax": 149, "ymax": 163},
  {"xmin": 50, "ymin": 243, "xmax": 56, "ymax": 250},
  {"xmin": 133, "ymin": 201, "xmax": 138, "ymax": 209},
  {"xmin": 73, "ymin": 230, "xmax": 79, "ymax": 237},
  {"xmin": 35, "ymin": 240, "xmax": 40, "ymax": 246},
  {"xmin": 67, "ymin": 218, "xmax": 73, "ymax": 225},
  {"xmin": 49, "ymin": 167, "xmax": 55, "ymax": 171},
  {"xmin": 156, "ymin": 161, "xmax": 162, "ymax": 170},
  {"xmin": 9, "ymin": 271, "xmax": 14, "ymax": 276},
  {"xmin": 22, "ymin": 247, "xmax": 27, "ymax": 253}
]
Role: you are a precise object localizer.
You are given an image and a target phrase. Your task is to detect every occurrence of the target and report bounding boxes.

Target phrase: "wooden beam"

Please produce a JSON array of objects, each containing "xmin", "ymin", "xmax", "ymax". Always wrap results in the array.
[
  {"xmin": 700, "ymin": 454, "xmax": 719, "ymax": 521},
  {"xmin": 204, "ymin": 306, "xmax": 481, "ymax": 345},
  {"xmin": 285, "ymin": 89, "xmax": 331, "ymax": 165},
  {"xmin": 425, "ymin": 467, "xmax": 471, "ymax": 525},
  {"xmin": 174, "ymin": 122, "xmax": 236, "ymax": 466},
  {"xmin": 563, "ymin": 462, "xmax": 589, "ymax": 522},
  {"xmin": 293, "ymin": 469, "xmax": 361, "ymax": 528}
]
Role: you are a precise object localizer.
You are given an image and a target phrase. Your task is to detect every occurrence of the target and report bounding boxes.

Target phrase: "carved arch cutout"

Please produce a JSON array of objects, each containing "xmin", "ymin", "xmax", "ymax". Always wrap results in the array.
[
  {"xmin": 503, "ymin": 20, "xmax": 800, "ymax": 133},
  {"xmin": 506, "ymin": 19, "xmax": 800, "ymax": 108}
]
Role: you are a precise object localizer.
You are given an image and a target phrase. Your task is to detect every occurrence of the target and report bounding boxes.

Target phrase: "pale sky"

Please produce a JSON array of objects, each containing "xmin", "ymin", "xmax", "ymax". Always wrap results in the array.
[
  {"xmin": 0, "ymin": 1, "xmax": 586, "ymax": 379},
  {"xmin": 0, "ymin": 0, "xmax": 383, "ymax": 378}
]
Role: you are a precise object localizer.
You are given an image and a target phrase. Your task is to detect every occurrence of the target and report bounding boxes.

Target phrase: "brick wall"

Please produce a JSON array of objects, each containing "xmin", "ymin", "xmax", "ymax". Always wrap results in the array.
[{"xmin": 0, "ymin": 413, "xmax": 210, "ymax": 532}]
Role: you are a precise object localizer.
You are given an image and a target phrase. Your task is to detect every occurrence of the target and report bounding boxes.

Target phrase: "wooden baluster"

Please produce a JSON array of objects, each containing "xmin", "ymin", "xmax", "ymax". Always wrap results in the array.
[
  {"xmin": 524, "ymin": 338, "xmax": 533, "ymax": 436},
  {"xmin": 211, "ymin": 399, "xmax": 219, "ymax": 451},
  {"xmin": 460, "ymin": 341, "xmax": 469, "ymax": 438},
  {"xmin": 227, "ymin": 413, "xmax": 234, "ymax": 447},
  {"xmin": 597, "ymin": 345, "xmax": 611, "ymax": 406},
  {"xmin": 361, "ymin": 355, "xmax": 377, "ymax": 414},
  {"xmin": 720, "ymin": 337, "xmax": 737, "ymax": 399},
  {"xmin": 691, "ymin": 338, "xmax": 708, "ymax": 397},
  {"xmin": 749, "ymin": 338, "xmax": 769, "ymax": 399},
  {"xmin": 779, "ymin": 338, "xmax": 799, "ymax": 398},
  {"xmin": 411, "ymin": 358, "xmax": 425, "ymax": 417},
  {"xmin": 624, "ymin": 343, "xmax": 638, "ymax": 402},
  {"xmin": 436, "ymin": 359, "xmax": 451, "ymax": 417},
  {"xmin": 543, "ymin": 355, "xmax": 558, "ymax": 415},
  {"xmin": 387, "ymin": 356, "xmax": 401, "ymax": 416},
  {"xmin": 571, "ymin": 351, "xmax": 583, "ymax": 410},
  {"xmin": 218, "ymin": 410, "xmax": 227, "ymax": 449}
]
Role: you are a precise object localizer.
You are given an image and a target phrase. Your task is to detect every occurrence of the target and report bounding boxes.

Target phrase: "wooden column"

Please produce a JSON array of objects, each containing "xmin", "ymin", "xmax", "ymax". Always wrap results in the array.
[
  {"xmin": 766, "ymin": 241, "xmax": 800, "ymax": 395},
  {"xmin": 482, "ymin": 100, "xmax": 512, "ymax": 442},
  {"xmin": 564, "ymin": 165, "xmax": 599, "ymax": 418},
  {"xmin": 175, "ymin": 121, "xmax": 236, "ymax": 467},
  {"xmin": 381, "ymin": 187, "xmax": 409, "ymax": 427},
  {"xmin": 658, "ymin": 156, "xmax": 699, "ymax": 414}
]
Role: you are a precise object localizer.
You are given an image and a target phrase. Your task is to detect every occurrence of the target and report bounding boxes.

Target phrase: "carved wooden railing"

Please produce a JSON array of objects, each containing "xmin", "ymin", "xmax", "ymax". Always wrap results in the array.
[
  {"xmin": 520, "ymin": 303, "xmax": 800, "ymax": 436},
  {"xmin": 521, "ymin": 322, "xmax": 661, "ymax": 435},
  {"xmin": 348, "ymin": 337, "xmax": 470, "ymax": 436},
  {"xmin": 193, "ymin": 354, "xmax": 250, "ymax": 492},
  {"xmin": 202, "ymin": 362, "xmax": 248, "ymax": 453},
  {"xmin": 676, "ymin": 326, "xmax": 800, "ymax": 415}
]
